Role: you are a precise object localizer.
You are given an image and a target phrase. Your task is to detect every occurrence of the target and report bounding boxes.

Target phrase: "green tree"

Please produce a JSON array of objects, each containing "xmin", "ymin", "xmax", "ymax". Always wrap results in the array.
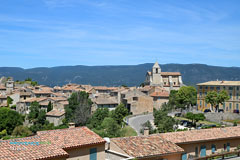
[
  {"xmin": 0, "ymin": 129, "xmax": 7, "ymax": 139},
  {"xmin": 111, "ymin": 103, "xmax": 128, "ymax": 125},
  {"xmin": 65, "ymin": 91, "xmax": 92, "ymax": 126},
  {"xmin": 47, "ymin": 101, "xmax": 53, "ymax": 112},
  {"xmin": 28, "ymin": 101, "xmax": 49, "ymax": 133},
  {"xmin": 168, "ymin": 90, "xmax": 179, "ymax": 106},
  {"xmin": 88, "ymin": 108, "xmax": 109, "ymax": 129},
  {"xmin": 140, "ymin": 120, "xmax": 155, "ymax": 135},
  {"xmin": 185, "ymin": 112, "xmax": 205, "ymax": 127},
  {"xmin": 176, "ymin": 86, "xmax": 197, "ymax": 110},
  {"xmin": 25, "ymin": 78, "xmax": 32, "ymax": 81},
  {"xmin": 7, "ymin": 96, "xmax": 13, "ymax": 107},
  {"xmin": 205, "ymin": 90, "xmax": 229, "ymax": 112},
  {"xmin": 12, "ymin": 126, "xmax": 32, "ymax": 137},
  {"xmin": 28, "ymin": 101, "xmax": 40, "ymax": 123},
  {"xmin": 153, "ymin": 108, "xmax": 175, "ymax": 133},
  {"xmin": 101, "ymin": 117, "xmax": 121, "ymax": 138},
  {"xmin": 0, "ymin": 107, "xmax": 23, "ymax": 135}
]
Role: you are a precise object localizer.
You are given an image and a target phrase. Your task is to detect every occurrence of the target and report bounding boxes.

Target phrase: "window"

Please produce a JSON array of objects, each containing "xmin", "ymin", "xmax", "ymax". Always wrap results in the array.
[
  {"xmin": 156, "ymin": 68, "xmax": 158, "ymax": 73},
  {"xmin": 182, "ymin": 153, "xmax": 187, "ymax": 160},
  {"xmin": 224, "ymin": 144, "xmax": 226, "ymax": 151},
  {"xmin": 212, "ymin": 144, "xmax": 216, "ymax": 154},
  {"xmin": 237, "ymin": 93, "xmax": 239, "ymax": 100},
  {"xmin": 237, "ymin": 104, "xmax": 239, "ymax": 110},
  {"xmin": 195, "ymin": 147, "xmax": 199, "ymax": 157},
  {"xmin": 205, "ymin": 86, "xmax": 208, "ymax": 90},
  {"xmin": 216, "ymin": 87, "xmax": 220, "ymax": 90},
  {"xmin": 205, "ymin": 92, "xmax": 207, "ymax": 96},
  {"xmin": 174, "ymin": 82, "xmax": 176, "ymax": 85},
  {"xmin": 229, "ymin": 87, "xmax": 233, "ymax": 90},
  {"xmin": 200, "ymin": 145, "xmax": 206, "ymax": 157},
  {"xmin": 223, "ymin": 103, "xmax": 225, "ymax": 110},
  {"xmin": 133, "ymin": 97, "xmax": 138, "ymax": 101},
  {"xmin": 230, "ymin": 103, "xmax": 232, "ymax": 110},
  {"xmin": 199, "ymin": 92, "xmax": 202, "ymax": 97},
  {"xmin": 210, "ymin": 86, "xmax": 214, "ymax": 90},
  {"xmin": 199, "ymin": 86, "xmax": 202, "ymax": 89},
  {"xmin": 237, "ymin": 87, "xmax": 239, "ymax": 91},
  {"xmin": 230, "ymin": 93, "xmax": 232, "ymax": 99},
  {"xmin": 227, "ymin": 143, "xmax": 230, "ymax": 152},
  {"xmin": 223, "ymin": 86, "xmax": 226, "ymax": 90},
  {"xmin": 90, "ymin": 148, "xmax": 97, "ymax": 160},
  {"xmin": 200, "ymin": 101, "xmax": 202, "ymax": 107}
]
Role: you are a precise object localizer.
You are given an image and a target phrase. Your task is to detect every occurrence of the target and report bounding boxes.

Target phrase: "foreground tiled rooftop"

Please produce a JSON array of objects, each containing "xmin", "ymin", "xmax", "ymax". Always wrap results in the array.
[
  {"xmin": 37, "ymin": 126, "xmax": 106, "ymax": 149},
  {"xmin": 111, "ymin": 135, "xmax": 184, "ymax": 158},
  {"xmin": 0, "ymin": 127, "xmax": 106, "ymax": 160},
  {"xmin": 159, "ymin": 126, "xmax": 240, "ymax": 144},
  {"xmin": 0, "ymin": 136, "xmax": 68, "ymax": 160}
]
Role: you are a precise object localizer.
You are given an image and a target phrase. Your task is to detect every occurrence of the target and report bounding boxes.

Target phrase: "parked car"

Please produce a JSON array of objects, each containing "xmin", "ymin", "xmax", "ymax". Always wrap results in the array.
[
  {"xmin": 233, "ymin": 110, "xmax": 239, "ymax": 114},
  {"xmin": 204, "ymin": 109, "xmax": 211, "ymax": 113},
  {"xmin": 218, "ymin": 109, "xmax": 224, "ymax": 113}
]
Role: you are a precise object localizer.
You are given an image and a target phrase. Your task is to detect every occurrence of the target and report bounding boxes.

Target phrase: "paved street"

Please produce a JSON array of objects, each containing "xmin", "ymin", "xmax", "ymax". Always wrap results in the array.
[{"xmin": 127, "ymin": 113, "xmax": 154, "ymax": 135}]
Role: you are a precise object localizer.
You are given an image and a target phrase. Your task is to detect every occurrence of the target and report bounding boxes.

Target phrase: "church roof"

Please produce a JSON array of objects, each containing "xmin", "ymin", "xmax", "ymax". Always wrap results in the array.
[{"xmin": 147, "ymin": 72, "xmax": 181, "ymax": 76}]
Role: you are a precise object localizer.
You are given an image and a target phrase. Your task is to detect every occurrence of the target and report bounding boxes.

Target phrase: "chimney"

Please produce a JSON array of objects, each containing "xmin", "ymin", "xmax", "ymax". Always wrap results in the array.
[
  {"xmin": 143, "ymin": 127, "xmax": 149, "ymax": 136},
  {"xmin": 68, "ymin": 122, "xmax": 75, "ymax": 128},
  {"xmin": 104, "ymin": 137, "xmax": 110, "ymax": 150}
]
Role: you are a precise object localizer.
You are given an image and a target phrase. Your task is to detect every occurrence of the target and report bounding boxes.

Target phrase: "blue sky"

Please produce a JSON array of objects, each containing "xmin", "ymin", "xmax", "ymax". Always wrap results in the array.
[{"xmin": 0, "ymin": 0, "xmax": 240, "ymax": 68}]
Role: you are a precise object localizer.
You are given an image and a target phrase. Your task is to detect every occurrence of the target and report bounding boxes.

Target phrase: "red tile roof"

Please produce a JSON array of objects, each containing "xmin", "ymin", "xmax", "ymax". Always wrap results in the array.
[
  {"xmin": 147, "ymin": 72, "xmax": 181, "ymax": 76},
  {"xmin": 159, "ymin": 126, "xmax": 240, "ymax": 144},
  {"xmin": 37, "ymin": 127, "xmax": 106, "ymax": 150},
  {"xmin": 0, "ymin": 136, "xmax": 68, "ymax": 160},
  {"xmin": 46, "ymin": 110, "xmax": 65, "ymax": 117},
  {"xmin": 0, "ymin": 127, "xmax": 105, "ymax": 160},
  {"xmin": 111, "ymin": 135, "xmax": 184, "ymax": 158},
  {"xmin": 161, "ymin": 72, "xmax": 181, "ymax": 76},
  {"xmin": 150, "ymin": 91, "xmax": 169, "ymax": 97}
]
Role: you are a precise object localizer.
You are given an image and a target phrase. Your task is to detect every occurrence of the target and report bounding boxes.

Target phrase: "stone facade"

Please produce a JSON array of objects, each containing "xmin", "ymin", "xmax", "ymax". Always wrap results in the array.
[
  {"xmin": 197, "ymin": 81, "xmax": 240, "ymax": 112},
  {"xmin": 145, "ymin": 62, "xmax": 183, "ymax": 91}
]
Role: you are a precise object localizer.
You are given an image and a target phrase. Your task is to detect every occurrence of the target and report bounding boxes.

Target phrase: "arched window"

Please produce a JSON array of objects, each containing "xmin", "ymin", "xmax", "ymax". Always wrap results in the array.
[{"xmin": 156, "ymin": 68, "xmax": 158, "ymax": 73}]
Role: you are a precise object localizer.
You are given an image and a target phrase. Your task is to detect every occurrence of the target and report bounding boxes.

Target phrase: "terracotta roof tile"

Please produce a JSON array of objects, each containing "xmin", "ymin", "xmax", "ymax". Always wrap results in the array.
[
  {"xmin": 37, "ymin": 127, "xmax": 106, "ymax": 149},
  {"xmin": 0, "ymin": 127, "xmax": 105, "ymax": 160},
  {"xmin": 46, "ymin": 110, "xmax": 65, "ymax": 117},
  {"xmin": 150, "ymin": 91, "xmax": 169, "ymax": 97},
  {"xmin": 0, "ymin": 136, "xmax": 68, "ymax": 160},
  {"xmin": 161, "ymin": 72, "xmax": 181, "ymax": 76},
  {"xmin": 159, "ymin": 126, "xmax": 240, "ymax": 144},
  {"xmin": 197, "ymin": 81, "xmax": 240, "ymax": 86},
  {"xmin": 111, "ymin": 135, "xmax": 184, "ymax": 158},
  {"xmin": 147, "ymin": 72, "xmax": 181, "ymax": 76}
]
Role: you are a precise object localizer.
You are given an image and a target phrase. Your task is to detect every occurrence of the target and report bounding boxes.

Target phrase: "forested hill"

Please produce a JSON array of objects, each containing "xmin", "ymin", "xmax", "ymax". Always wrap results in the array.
[{"xmin": 0, "ymin": 63, "xmax": 240, "ymax": 87}]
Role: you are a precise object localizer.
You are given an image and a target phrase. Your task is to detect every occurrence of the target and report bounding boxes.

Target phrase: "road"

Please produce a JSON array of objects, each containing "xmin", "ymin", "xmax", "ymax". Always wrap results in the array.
[{"xmin": 127, "ymin": 113, "xmax": 154, "ymax": 135}]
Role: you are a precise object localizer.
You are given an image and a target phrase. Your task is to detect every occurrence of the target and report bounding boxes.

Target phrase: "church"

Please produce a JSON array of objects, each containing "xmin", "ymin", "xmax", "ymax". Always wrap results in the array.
[{"xmin": 145, "ymin": 62, "xmax": 183, "ymax": 91}]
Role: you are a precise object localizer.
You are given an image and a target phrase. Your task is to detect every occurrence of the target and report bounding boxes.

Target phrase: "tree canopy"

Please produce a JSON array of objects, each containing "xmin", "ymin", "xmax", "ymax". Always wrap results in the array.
[
  {"xmin": 205, "ymin": 90, "xmax": 229, "ymax": 112},
  {"xmin": 111, "ymin": 103, "xmax": 129, "ymax": 125},
  {"xmin": 65, "ymin": 91, "xmax": 92, "ymax": 126},
  {"xmin": 176, "ymin": 86, "xmax": 197, "ymax": 109},
  {"xmin": 153, "ymin": 108, "xmax": 176, "ymax": 133},
  {"xmin": 0, "ymin": 107, "xmax": 23, "ymax": 135},
  {"xmin": 185, "ymin": 112, "xmax": 205, "ymax": 126}
]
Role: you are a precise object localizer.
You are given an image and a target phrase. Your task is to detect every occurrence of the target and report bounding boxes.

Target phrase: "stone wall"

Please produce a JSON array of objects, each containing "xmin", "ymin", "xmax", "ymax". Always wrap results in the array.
[{"xmin": 205, "ymin": 112, "xmax": 240, "ymax": 123}]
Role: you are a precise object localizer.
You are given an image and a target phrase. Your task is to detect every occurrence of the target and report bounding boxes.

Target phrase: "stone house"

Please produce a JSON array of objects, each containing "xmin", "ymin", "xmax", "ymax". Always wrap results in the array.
[
  {"xmin": 121, "ymin": 89, "xmax": 154, "ymax": 115},
  {"xmin": 46, "ymin": 110, "xmax": 65, "ymax": 126}
]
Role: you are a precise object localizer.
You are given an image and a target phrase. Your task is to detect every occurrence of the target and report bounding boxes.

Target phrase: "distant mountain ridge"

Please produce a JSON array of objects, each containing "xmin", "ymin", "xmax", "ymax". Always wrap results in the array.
[{"xmin": 0, "ymin": 63, "xmax": 240, "ymax": 87}]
